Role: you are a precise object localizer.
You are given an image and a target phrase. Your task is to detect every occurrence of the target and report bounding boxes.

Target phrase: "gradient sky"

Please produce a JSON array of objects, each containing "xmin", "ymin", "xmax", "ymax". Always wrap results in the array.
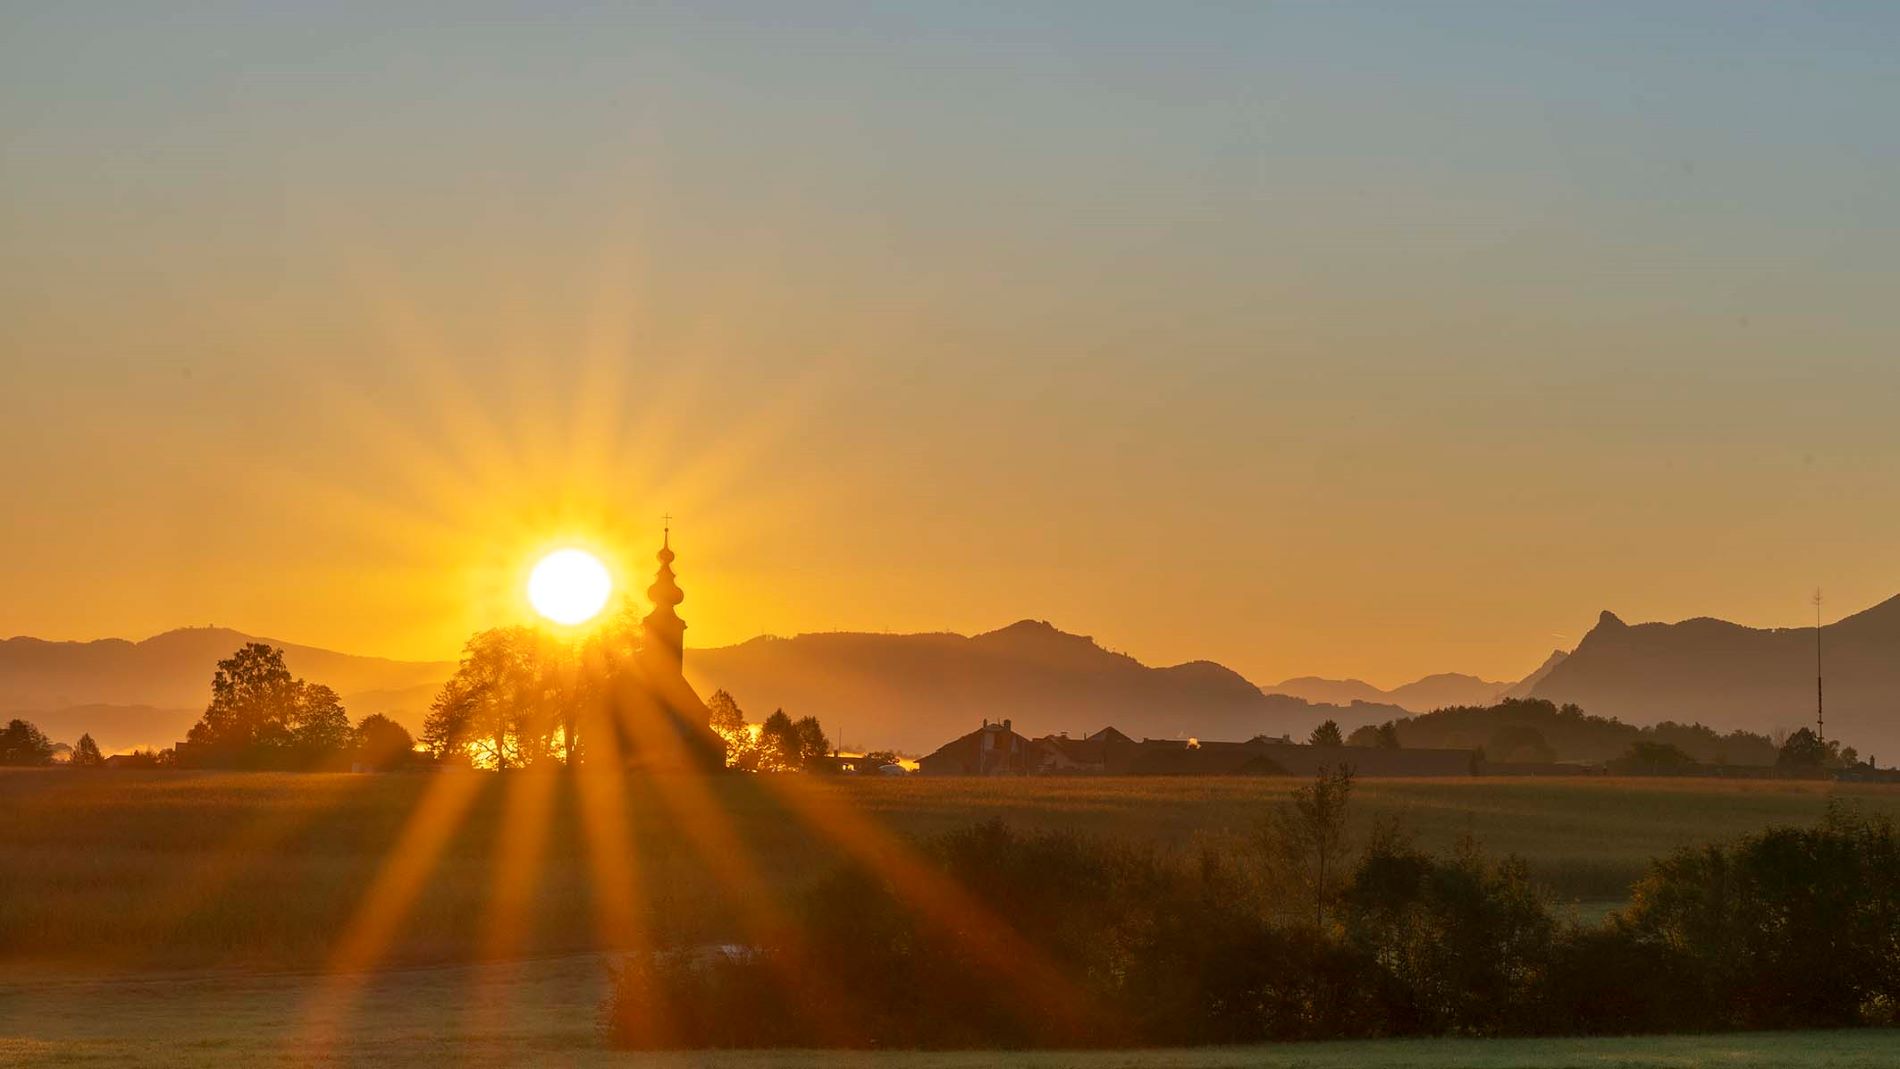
[{"xmin": 4, "ymin": 3, "xmax": 1898, "ymax": 687}]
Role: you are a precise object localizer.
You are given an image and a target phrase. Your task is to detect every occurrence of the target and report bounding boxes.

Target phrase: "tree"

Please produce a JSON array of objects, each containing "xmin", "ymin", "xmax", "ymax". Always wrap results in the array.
[
  {"xmin": 71, "ymin": 733, "xmax": 104, "ymax": 768},
  {"xmin": 1309, "ymin": 720, "xmax": 1344, "ymax": 748},
  {"xmin": 706, "ymin": 689, "xmax": 759, "ymax": 770},
  {"xmin": 184, "ymin": 643, "xmax": 353, "ymax": 765},
  {"xmin": 293, "ymin": 683, "xmax": 352, "ymax": 752},
  {"xmin": 758, "ymin": 710, "xmax": 798, "ymax": 772},
  {"xmin": 353, "ymin": 713, "xmax": 415, "ymax": 770},
  {"xmin": 0, "ymin": 719, "xmax": 55, "ymax": 766},
  {"xmin": 793, "ymin": 715, "xmax": 831, "ymax": 769},
  {"xmin": 188, "ymin": 643, "xmax": 303, "ymax": 749},
  {"xmin": 423, "ymin": 628, "xmax": 559, "ymax": 768},
  {"xmin": 1776, "ymin": 727, "xmax": 1834, "ymax": 773},
  {"xmin": 1261, "ymin": 765, "xmax": 1356, "ymax": 931}
]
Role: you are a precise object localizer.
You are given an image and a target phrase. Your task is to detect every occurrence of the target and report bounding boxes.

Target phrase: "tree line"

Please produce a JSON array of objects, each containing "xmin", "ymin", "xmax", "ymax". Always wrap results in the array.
[
  {"xmin": 605, "ymin": 768, "xmax": 1900, "ymax": 1048},
  {"xmin": 1303, "ymin": 699, "xmax": 1875, "ymax": 777},
  {"xmin": 8, "ymin": 622, "xmax": 841, "ymax": 773}
]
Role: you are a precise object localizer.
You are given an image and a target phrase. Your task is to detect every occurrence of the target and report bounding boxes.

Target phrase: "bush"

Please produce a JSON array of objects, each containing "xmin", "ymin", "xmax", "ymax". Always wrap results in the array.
[
  {"xmin": 603, "ymin": 807, "xmax": 1900, "ymax": 1049},
  {"xmin": 1623, "ymin": 803, "xmax": 1900, "ymax": 1028}
]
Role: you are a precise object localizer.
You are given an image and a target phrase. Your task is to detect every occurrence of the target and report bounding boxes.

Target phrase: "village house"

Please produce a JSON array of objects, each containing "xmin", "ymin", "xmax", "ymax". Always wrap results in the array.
[{"xmin": 916, "ymin": 718, "xmax": 1033, "ymax": 776}]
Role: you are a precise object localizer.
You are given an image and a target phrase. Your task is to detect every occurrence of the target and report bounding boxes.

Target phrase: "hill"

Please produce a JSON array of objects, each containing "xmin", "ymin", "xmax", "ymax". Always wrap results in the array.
[
  {"xmin": 1530, "ymin": 597, "xmax": 1900, "ymax": 760},
  {"xmin": 1267, "ymin": 671, "xmax": 1515, "ymax": 712},
  {"xmin": 688, "ymin": 620, "xmax": 1406, "ymax": 753},
  {"xmin": 0, "ymin": 627, "xmax": 453, "ymax": 752},
  {"xmin": 1382, "ymin": 697, "xmax": 1779, "ymax": 766}
]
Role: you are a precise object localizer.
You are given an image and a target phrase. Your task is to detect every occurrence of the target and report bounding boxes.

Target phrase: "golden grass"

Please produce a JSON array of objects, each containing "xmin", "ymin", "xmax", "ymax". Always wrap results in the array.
[{"xmin": 4, "ymin": 769, "xmax": 1899, "ymax": 973}]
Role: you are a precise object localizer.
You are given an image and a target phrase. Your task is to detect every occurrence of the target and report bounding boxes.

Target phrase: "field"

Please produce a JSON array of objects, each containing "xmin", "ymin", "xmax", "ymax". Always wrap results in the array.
[
  {"xmin": 4, "ymin": 954, "xmax": 1898, "ymax": 1067},
  {"xmin": 7, "ymin": 770, "xmax": 1900, "ymax": 970},
  {"xmin": 5, "ymin": 770, "xmax": 1900, "ymax": 1066}
]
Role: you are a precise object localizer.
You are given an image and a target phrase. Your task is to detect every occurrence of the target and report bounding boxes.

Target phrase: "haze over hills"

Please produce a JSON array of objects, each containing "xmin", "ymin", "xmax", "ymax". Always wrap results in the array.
[
  {"xmin": 10, "ymin": 595, "xmax": 1899, "ymax": 759},
  {"xmin": 687, "ymin": 620, "xmax": 1408, "ymax": 753},
  {"xmin": 0, "ymin": 627, "xmax": 452, "ymax": 753},
  {"xmin": 1530, "ymin": 597, "xmax": 1900, "ymax": 760},
  {"xmin": 1266, "ymin": 672, "xmax": 1516, "ymax": 713}
]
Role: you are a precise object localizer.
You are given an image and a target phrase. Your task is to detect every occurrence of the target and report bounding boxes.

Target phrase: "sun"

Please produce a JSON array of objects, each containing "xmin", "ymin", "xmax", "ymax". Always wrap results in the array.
[{"xmin": 527, "ymin": 548, "xmax": 613, "ymax": 626}]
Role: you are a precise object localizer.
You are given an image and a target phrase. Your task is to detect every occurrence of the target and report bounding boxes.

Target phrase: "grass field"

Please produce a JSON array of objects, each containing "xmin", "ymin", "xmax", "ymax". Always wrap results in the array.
[
  {"xmin": 6, "ymin": 769, "xmax": 1900, "ymax": 971},
  {"xmin": 3, "ymin": 954, "xmax": 1897, "ymax": 1067},
  {"xmin": 5, "ymin": 770, "xmax": 1900, "ymax": 1066}
]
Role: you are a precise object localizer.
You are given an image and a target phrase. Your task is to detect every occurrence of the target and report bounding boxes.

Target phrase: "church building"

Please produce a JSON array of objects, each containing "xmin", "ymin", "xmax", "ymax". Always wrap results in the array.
[{"xmin": 603, "ymin": 528, "xmax": 728, "ymax": 770}]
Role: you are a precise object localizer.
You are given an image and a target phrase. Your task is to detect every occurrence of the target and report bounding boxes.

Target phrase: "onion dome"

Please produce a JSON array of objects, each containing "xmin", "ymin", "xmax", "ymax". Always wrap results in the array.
[{"xmin": 648, "ymin": 528, "xmax": 684, "ymax": 608}]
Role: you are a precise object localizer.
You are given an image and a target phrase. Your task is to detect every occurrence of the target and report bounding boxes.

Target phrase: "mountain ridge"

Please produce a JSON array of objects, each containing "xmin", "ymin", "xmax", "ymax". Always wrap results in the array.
[{"xmin": 1531, "ymin": 594, "xmax": 1900, "ymax": 758}]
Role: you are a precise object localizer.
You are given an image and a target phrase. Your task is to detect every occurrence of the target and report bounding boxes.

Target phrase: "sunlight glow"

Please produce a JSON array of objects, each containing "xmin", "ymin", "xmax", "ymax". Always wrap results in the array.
[{"xmin": 527, "ymin": 549, "xmax": 612, "ymax": 625}]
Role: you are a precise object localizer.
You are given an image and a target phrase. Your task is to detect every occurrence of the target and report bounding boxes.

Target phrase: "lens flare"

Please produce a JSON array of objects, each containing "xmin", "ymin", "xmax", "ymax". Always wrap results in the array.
[{"xmin": 527, "ymin": 549, "xmax": 612, "ymax": 625}]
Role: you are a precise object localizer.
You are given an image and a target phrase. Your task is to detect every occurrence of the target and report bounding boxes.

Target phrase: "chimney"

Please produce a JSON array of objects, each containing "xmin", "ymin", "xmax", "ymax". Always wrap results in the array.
[{"xmin": 1003, "ymin": 718, "xmax": 1012, "ymax": 732}]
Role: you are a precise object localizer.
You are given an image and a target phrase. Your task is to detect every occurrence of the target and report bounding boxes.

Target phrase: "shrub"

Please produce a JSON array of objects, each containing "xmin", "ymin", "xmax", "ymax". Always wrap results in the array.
[{"xmin": 1623, "ymin": 804, "xmax": 1900, "ymax": 1028}]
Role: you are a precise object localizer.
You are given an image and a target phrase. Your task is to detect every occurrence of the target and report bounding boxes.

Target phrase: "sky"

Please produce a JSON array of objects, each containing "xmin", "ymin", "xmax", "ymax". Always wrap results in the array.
[{"xmin": 3, "ymin": 3, "xmax": 1898, "ymax": 687}]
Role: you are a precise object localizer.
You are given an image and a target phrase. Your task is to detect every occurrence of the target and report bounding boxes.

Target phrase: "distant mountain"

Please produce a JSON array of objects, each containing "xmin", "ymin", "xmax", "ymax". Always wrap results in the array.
[
  {"xmin": 1530, "ymin": 598, "xmax": 1900, "ymax": 759},
  {"xmin": 1499, "ymin": 649, "xmax": 1567, "ymax": 700},
  {"xmin": 1267, "ymin": 671, "xmax": 1515, "ymax": 713},
  {"xmin": 0, "ymin": 627, "xmax": 454, "ymax": 751},
  {"xmin": 688, "ymin": 620, "xmax": 1408, "ymax": 753}
]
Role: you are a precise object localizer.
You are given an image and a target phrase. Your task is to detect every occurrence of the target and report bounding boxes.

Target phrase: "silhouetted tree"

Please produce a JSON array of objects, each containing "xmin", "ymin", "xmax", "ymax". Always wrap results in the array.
[
  {"xmin": 423, "ymin": 627, "xmax": 559, "ymax": 768},
  {"xmin": 758, "ymin": 709, "xmax": 798, "ymax": 772},
  {"xmin": 294, "ymin": 683, "xmax": 351, "ymax": 752},
  {"xmin": 184, "ymin": 643, "xmax": 352, "ymax": 765},
  {"xmin": 1262, "ymin": 765, "xmax": 1355, "ymax": 931},
  {"xmin": 1776, "ymin": 727, "xmax": 1833, "ymax": 773},
  {"xmin": 1309, "ymin": 720, "xmax": 1343, "ymax": 747},
  {"xmin": 0, "ymin": 718, "xmax": 55, "ymax": 766},
  {"xmin": 1625, "ymin": 805, "xmax": 1900, "ymax": 1028},
  {"xmin": 188, "ymin": 643, "xmax": 302, "ymax": 749},
  {"xmin": 1343, "ymin": 827, "xmax": 1555, "ymax": 1033},
  {"xmin": 70, "ymin": 732, "xmax": 103, "ymax": 768},
  {"xmin": 706, "ymin": 689, "xmax": 759, "ymax": 770},
  {"xmin": 352, "ymin": 713, "xmax": 415, "ymax": 770},
  {"xmin": 793, "ymin": 715, "xmax": 830, "ymax": 769}
]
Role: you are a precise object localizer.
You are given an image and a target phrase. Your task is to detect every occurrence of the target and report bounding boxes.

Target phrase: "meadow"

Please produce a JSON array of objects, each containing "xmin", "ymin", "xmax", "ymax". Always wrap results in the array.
[
  {"xmin": 4, "ymin": 955, "xmax": 1897, "ymax": 1067},
  {"xmin": 5, "ymin": 770, "xmax": 1900, "ymax": 1066},
  {"xmin": 5, "ymin": 769, "xmax": 1899, "ymax": 971}
]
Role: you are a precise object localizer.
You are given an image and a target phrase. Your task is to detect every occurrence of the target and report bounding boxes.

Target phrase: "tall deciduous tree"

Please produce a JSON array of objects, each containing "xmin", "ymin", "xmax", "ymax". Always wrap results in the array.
[
  {"xmin": 1262, "ymin": 765, "xmax": 1356, "ymax": 931},
  {"xmin": 184, "ymin": 643, "xmax": 353, "ymax": 764},
  {"xmin": 1309, "ymin": 720, "xmax": 1344, "ymax": 747},
  {"xmin": 706, "ymin": 690, "xmax": 759, "ymax": 770},
  {"xmin": 423, "ymin": 627, "xmax": 563, "ymax": 768},
  {"xmin": 0, "ymin": 719, "xmax": 55, "ymax": 766},
  {"xmin": 294, "ymin": 683, "xmax": 351, "ymax": 752},
  {"xmin": 188, "ymin": 643, "xmax": 302, "ymax": 749}
]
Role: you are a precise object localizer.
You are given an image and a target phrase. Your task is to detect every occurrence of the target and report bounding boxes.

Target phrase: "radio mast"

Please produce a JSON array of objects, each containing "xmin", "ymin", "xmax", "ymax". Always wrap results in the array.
[{"xmin": 1813, "ymin": 588, "xmax": 1825, "ymax": 744}]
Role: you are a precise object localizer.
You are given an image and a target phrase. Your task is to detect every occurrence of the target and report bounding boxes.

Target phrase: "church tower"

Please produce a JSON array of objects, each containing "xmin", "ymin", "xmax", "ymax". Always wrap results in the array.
[{"xmin": 642, "ymin": 526, "xmax": 686, "ymax": 674}]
